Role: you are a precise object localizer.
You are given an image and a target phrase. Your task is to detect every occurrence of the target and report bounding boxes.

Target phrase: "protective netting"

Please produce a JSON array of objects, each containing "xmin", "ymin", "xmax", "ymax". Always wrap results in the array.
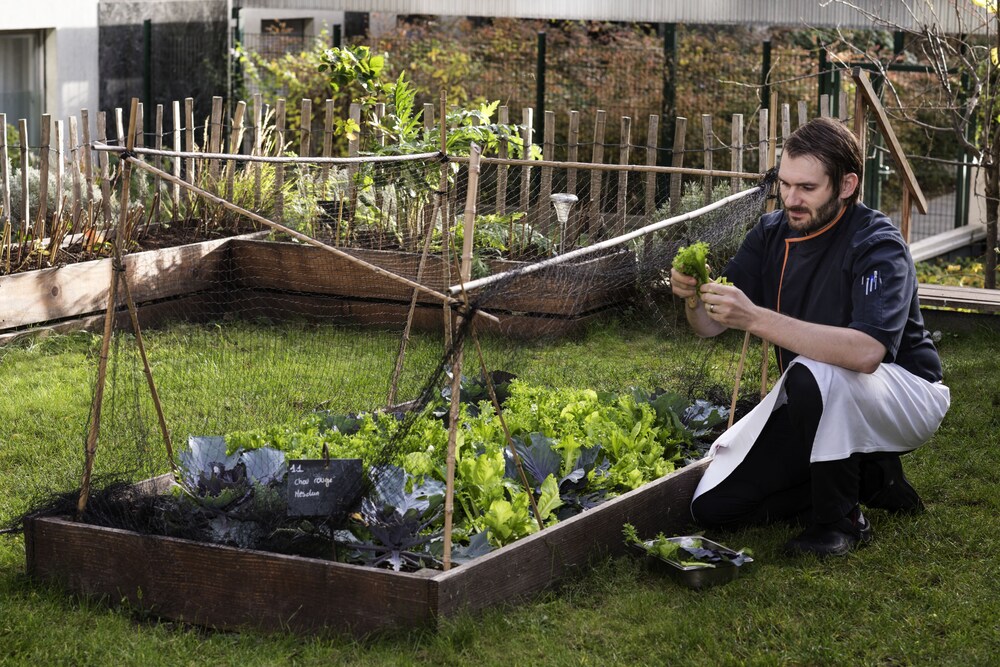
[{"xmin": 5, "ymin": 145, "xmax": 775, "ymax": 570}]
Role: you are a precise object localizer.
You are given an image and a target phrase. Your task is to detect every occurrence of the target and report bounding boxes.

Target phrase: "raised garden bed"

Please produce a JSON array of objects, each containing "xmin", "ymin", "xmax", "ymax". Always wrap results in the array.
[
  {"xmin": 24, "ymin": 458, "xmax": 706, "ymax": 637},
  {"xmin": 0, "ymin": 233, "xmax": 260, "ymax": 343},
  {"xmin": 0, "ymin": 236, "xmax": 637, "ymax": 341},
  {"xmin": 224, "ymin": 239, "xmax": 637, "ymax": 337}
]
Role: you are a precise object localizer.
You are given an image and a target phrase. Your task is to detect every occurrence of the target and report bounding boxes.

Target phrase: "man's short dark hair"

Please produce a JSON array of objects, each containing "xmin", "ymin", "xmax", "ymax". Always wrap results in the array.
[{"xmin": 782, "ymin": 117, "xmax": 864, "ymax": 204}]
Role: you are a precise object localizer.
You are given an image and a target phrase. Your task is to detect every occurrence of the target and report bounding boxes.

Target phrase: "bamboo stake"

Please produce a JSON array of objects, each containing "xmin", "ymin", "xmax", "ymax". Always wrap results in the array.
[
  {"xmin": 669, "ymin": 116, "xmax": 687, "ymax": 215},
  {"xmin": 443, "ymin": 142, "xmax": 482, "ymax": 571},
  {"xmin": 69, "ymin": 115, "xmax": 83, "ymax": 233},
  {"xmin": 34, "ymin": 114, "xmax": 51, "ymax": 244},
  {"xmin": 321, "ymin": 98, "xmax": 334, "ymax": 185},
  {"xmin": 730, "ymin": 114, "xmax": 743, "ymax": 195},
  {"xmin": 519, "ymin": 107, "xmax": 533, "ymax": 223},
  {"xmin": 153, "ymin": 104, "xmax": 164, "ymax": 224},
  {"xmin": 184, "ymin": 97, "xmax": 195, "ymax": 186},
  {"xmin": 18, "ymin": 120, "xmax": 29, "ymax": 239},
  {"xmin": 759, "ymin": 102, "xmax": 778, "ymax": 399},
  {"xmin": 539, "ymin": 110, "xmax": 555, "ymax": 234},
  {"xmin": 300, "ymin": 98, "xmax": 312, "ymax": 158},
  {"xmin": 0, "ymin": 113, "xmax": 9, "ymax": 234},
  {"xmin": 78, "ymin": 98, "xmax": 140, "ymax": 519},
  {"xmin": 496, "ymin": 105, "xmax": 508, "ymax": 217},
  {"xmin": 439, "ymin": 91, "xmax": 453, "ymax": 350},
  {"xmin": 645, "ymin": 114, "xmax": 659, "ymax": 216},
  {"xmin": 209, "ymin": 96, "xmax": 223, "ymax": 182},
  {"xmin": 252, "ymin": 93, "xmax": 262, "ymax": 210},
  {"xmin": 226, "ymin": 100, "xmax": 246, "ymax": 205},
  {"xmin": 135, "ymin": 104, "xmax": 144, "ymax": 150},
  {"xmin": 274, "ymin": 98, "xmax": 286, "ymax": 223},
  {"xmin": 48, "ymin": 120, "xmax": 66, "ymax": 257},
  {"xmin": 589, "ymin": 110, "xmax": 606, "ymax": 236},
  {"xmin": 0, "ymin": 113, "xmax": 9, "ymax": 270},
  {"xmin": 81, "ymin": 109, "xmax": 95, "ymax": 215},
  {"xmin": 727, "ymin": 329, "xmax": 751, "ymax": 429},
  {"xmin": 171, "ymin": 101, "xmax": 181, "ymax": 221},
  {"xmin": 702, "ymin": 114, "xmax": 713, "ymax": 206},
  {"xmin": 115, "ymin": 107, "xmax": 124, "ymax": 148},
  {"xmin": 615, "ymin": 115, "xmax": 631, "ymax": 237},
  {"xmin": 96, "ymin": 113, "xmax": 112, "ymax": 227},
  {"xmin": 567, "ymin": 110, "xmax": 580, "ymax": 196},
  {"xmin": 347, "ymin": 101, "xmax": 361, "ymax": 234}
]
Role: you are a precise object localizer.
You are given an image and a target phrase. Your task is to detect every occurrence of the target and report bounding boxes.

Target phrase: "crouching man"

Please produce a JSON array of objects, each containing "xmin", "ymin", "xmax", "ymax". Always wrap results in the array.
[{"xmin": 670, "ymin": 117, "xmax": 950, "ymax": 557}]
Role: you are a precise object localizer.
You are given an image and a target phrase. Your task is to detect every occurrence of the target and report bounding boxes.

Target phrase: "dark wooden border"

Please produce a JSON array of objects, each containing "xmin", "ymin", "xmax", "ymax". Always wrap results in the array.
[{"xmin": 25, "ymin": 459, "xmax": 706, "ymax": 637}]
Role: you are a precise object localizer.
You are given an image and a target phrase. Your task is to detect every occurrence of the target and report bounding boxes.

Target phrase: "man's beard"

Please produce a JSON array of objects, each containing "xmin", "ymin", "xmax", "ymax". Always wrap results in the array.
[{"xmin": 784, "ymin": 192, "xmax": 844, "ymax": 235}]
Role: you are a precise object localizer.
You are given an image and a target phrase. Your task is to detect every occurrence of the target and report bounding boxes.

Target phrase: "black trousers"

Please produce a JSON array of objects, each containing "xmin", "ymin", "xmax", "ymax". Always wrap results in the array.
[{"xmin": 691, "ymin": 363, "xmax": 898, "ymax": 528}]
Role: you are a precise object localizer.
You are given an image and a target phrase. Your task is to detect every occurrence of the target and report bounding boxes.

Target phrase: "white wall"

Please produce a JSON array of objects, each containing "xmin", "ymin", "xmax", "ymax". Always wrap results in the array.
[{"xmin": 5, "ymin": 1, "xmax": 100, "ymax": 125}]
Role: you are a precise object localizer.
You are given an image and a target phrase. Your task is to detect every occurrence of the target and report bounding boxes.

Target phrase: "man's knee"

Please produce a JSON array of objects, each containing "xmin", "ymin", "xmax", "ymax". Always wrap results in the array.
[{"xmin": 691, "ymin": 491, "xmax": 739, "ymax": 529}]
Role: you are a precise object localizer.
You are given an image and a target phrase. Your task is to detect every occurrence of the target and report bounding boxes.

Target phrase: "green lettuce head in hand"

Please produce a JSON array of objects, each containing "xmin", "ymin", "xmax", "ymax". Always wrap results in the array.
[{"xmin": 672, "ymin": 242, "xmax": 711, "ymax": 288}]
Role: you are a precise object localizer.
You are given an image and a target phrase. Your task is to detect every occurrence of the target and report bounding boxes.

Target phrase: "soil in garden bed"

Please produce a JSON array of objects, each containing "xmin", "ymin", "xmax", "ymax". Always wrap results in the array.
[{"xmin": 3, "ymin": 218, "xmax": 263, "ymax": 276}]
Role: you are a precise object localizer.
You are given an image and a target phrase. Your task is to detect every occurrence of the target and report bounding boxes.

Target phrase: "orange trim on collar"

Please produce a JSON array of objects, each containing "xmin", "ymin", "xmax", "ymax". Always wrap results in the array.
[{"xmin": 774, "ymin": 205, "xmax": 848, "ymax": 371}]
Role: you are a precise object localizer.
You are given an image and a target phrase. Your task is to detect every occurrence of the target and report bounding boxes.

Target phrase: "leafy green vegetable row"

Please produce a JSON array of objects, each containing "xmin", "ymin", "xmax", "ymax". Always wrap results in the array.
[{"xmin": 182, "ymin": 379, "xmax": 726, "ymax": 569}]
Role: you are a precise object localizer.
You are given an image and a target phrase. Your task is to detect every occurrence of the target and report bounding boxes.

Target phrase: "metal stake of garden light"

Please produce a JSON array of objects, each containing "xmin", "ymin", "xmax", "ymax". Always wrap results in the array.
[{"xmin": 550, "ymin": 192, "xmax": 578, "ymax": 253}]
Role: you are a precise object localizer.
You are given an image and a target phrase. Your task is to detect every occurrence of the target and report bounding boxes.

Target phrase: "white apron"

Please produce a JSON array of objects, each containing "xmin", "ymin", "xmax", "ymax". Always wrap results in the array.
[{"xmin": 692, "ymin": 357, "xmax": 951, "ymax": 500}]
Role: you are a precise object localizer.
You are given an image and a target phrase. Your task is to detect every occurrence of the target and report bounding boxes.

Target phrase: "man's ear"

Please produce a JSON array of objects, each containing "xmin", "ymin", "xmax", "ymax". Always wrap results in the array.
[{"xmin": 839, "ymin": 172, "xmax": 860, "ymax": 200}]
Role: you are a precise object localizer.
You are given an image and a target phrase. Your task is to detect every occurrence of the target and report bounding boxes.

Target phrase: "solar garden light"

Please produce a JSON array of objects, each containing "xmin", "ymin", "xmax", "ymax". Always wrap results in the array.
[{"xmin": 550, "ymin": 192, "xmax": 578, "ymax": 254}]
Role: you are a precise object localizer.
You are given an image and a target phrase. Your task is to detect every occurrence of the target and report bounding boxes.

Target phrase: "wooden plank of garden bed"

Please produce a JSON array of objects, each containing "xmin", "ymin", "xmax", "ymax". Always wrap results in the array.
[
  {"xmin": 0, "ymin": 291, "xmax": 226, "ymax": 345},
  {"xmin": 229, "ymin": 240, "xmax": 636, "ymax": 317},
  {"xmin": 0, "ymin": 236, "xmax": 234, "ymax": 332},
  {"xmin": 228, "ymin": 240, "xmax": 449, "ymax": 303},
  {"xmin": 25, "ymin": 516, "xmax": 436, "ymax": 636},
  {"xmin": 432, "ymin": 458, "xmax": 708, "ymax": 619},
  {"xmin": 918, "ymin": 284, "xmax": 1000, "ymax": 314},
  {"xmin": 225, "ymin": 290, "xmax": 604, "ymax": 339}
]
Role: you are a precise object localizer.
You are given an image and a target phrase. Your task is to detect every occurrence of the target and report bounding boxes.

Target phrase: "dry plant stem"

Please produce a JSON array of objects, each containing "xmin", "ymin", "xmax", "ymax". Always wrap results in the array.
[
  {"xmin": 78, "ymin": 98, "xmax": 139, "ymax": 519},
  {"xmin": 728, "ymin": 331, "xmax": 751, "ymax": 430}
]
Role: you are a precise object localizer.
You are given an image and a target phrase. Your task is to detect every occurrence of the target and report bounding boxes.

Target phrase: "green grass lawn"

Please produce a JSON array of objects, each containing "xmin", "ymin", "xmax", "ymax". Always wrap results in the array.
[{"xmin": 1, "ymin": 315, "xmax": 998, "ymax": 666}]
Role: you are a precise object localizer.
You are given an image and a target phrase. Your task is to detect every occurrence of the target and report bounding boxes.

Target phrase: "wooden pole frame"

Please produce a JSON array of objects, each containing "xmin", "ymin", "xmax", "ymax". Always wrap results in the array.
[
  {"xmin": 443, "ymin": 142, "xmax": 482, "ymax": 571},
  {"xmin": 78, "ymin": 99, "xmax": 140, "ymax": 517}
]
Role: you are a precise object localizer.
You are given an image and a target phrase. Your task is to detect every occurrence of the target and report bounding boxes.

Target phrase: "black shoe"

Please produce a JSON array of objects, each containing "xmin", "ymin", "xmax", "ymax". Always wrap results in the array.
[
  {"xmin": 783, "ymin": 508, "xmax": 873, "ymax": 557},
  {"xmin": 861, "ymin": 456, "xmax": 925, "ymax": 515}
]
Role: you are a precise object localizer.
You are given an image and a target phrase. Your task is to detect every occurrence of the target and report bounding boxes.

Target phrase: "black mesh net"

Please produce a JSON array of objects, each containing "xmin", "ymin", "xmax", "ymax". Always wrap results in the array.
[{"xmin": 4, "ymin": 141, "xmax": 776, "ymax": 571}]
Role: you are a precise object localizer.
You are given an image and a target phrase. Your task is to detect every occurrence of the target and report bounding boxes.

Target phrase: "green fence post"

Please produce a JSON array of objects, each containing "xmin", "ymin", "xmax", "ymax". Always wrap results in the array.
[
  {"xmin": 143, "ymin": 19, "xmax": 152, "ymax": 136},
  {"xmin": 535, "ymin": 31, "xmax": 546, "ymax": 144}
]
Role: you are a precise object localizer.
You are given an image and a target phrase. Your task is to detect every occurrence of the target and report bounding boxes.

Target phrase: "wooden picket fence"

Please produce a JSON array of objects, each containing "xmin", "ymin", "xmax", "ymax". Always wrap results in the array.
[{"xmin": 0, "ymin": 69, "xmax": 927, "ymax": 275}]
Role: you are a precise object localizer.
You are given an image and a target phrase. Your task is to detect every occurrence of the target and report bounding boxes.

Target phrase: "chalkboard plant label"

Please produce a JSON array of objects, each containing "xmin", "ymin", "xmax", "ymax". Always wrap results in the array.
[{"xmin": 286, "ymin": 458, "xmax": 364, "ymax": 517}]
